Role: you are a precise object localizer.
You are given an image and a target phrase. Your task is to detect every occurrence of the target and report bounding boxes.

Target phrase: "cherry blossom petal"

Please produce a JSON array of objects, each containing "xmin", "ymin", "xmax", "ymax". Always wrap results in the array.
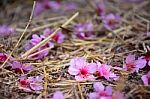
[
  {"xmin": 52, "ymin": 91, "xmax": 64, "ymax": 99},
  {"xmin": 22, "ymin": 64, "xmax": 33, "ymax": 71},
  {"xmin": 11, "ymin": 61, "xmax": 21, "ymax": 69},
  {"xmin": 94, "ymin": 82, "xmax": 104, "ymax": 92},
  {"xmin": 68, "ymin": 67, "xmax": 80, "ymax": 75},
  {"xmin": 34, "ymin": 2, "xmax": 45, "ymax": 16},
  {"xmin": 135, "ymin": 57, "xmax": 146, "ymax": 69},
  {"xmin": 147, "ymin": 32, "xmax": 150, "ymax": 38},
  {"xmin": 70, "ymin": 57, "xmax": 87, "ymax": 69},
  {"xmin": 148, "ymin": 61, "xmax": 150, "ymax": 66},
  {"xmin": 89, "ymin": 92, "xmax": 99, "ymax": 99},
  {"xmin": 87, "ymin": 75, "xmax": 96, "ymax": 80},
  {"xmin": 88, "ymin": 63, "xmax": 97, "ymax": 73},
  {"xmin": 141, "ymin": 75, "xmax": 148, "ymax": 85},
  {"xmin": 105, "ymin": 86, "xmax": 113, "ymax": 95},
  {"xmin": 75, "ymin": 75, "xmax": 85, "ymax": 81},
  {"xmin": 125, "ymin": 54, "xmax": 135, "ymax": 64}
]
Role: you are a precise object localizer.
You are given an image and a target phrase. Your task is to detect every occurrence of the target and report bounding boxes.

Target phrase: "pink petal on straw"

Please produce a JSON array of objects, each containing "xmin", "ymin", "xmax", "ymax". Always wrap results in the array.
[
  {"xmin": 141, "ymin": 75, "xmax": 148, "ymax": 85},
  {"xmin": 94, "ymin": 82, "xmax": 104, "ymax": 92}
]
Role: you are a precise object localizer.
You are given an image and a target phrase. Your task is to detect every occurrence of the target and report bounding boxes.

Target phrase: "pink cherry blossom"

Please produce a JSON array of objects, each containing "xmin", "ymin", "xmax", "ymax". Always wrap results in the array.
[
  {"xmin": 28, "ymin": 76, "xmax": 43, "ymax": 91},
  {"xmin": 18, "ymin": 75, "xmax": 32, "ymax": 92},
  {"xmin": 34, "ymin": 0, "xmax": 61, "ymax": 16},
  {"xmin": 25, "ymin": 34, "xmax": 54, "ymax": 60},
  {"xmin": 74, "ymin": 23, "xmax": 95, "ymax": 40},
  {"xmin": 52, "ymin": 91, "xmax": 64, "ymax": 99},
  {"xmin": 68, "ymin": 57, "xmax": 97, "ymax": 81},
  {"xmin": 123, "ymin": 54, "xmax": 146, "ymax": 73},
  {"xmin": 102, "ymin": 13, "xmax": 121, "ymax": 30},
  {"xmin": 19, "ymin": 75, "xmax": 43, "ymax": 91},
  {"xmin": 19, "ymin": 74, "xmax": 29, "ymax": 87},
  {"xmin": 141, "ymin": 71, "xmax": 150, "ymax": 85},
  {"xmin": 43, "ymin": 28, "xmax": 65, "ymax": 43},
  {"xmin": 0, "ymin": 24, "xmax": 15, "ymax": 37},
  {"xmin": 96, "ymin": 62, "xmax": 118, "ymax": 80},
  {"xmin": 9, "ymin": 61, "xmax": 33, "ymax": 74},
  {"xmin": 95, "ymin": 0, "xmax": 106, "ymax": 16},
  {"xmin": 89, "ymin": 82, "xmax": 113, "ymax": 99},
  {"xmin": 0, "ymin": 53, "xmax": 7, "ymax": 62},
  {"xmin": 145, "ymin": 52, "xmax": 150, "ymax": 66}
]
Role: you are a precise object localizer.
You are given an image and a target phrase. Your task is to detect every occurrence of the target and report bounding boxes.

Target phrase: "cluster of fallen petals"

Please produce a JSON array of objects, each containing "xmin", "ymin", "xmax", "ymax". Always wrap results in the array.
[
  {"xmin": 95, "ymin": 0, "xmax": 122, "ymax": 30},
  {"xmin": 73, "ymin": 23, "xmax": 95, "ymax": 40},
  {"xmin": 9, "ymin": 61, "xmax": 33, "ymax": 74},
  {"xmin": 25, "ymin": 28, "xmax": 64, "ymax": 59},
  {"xmin": 0, "ymin": 0, "xmax": 149, "ymax": 98},
  {"xmin": 0, "ymin": 53, "xmax": 44, "ymax": 92},
  {"xmin": 68, "ymin": 57, "xmax": 118, "ymax": 81},
  {"xmin": 19, "ymin": 75, "xmax": 43, "ymax": 91},
  {"xmin": 89, "ymin": 82, "xmax": 124, "ymax": 99},
  {"xmin": 34, "ymin": 0, "xmax": 77, "ymax": 17},
  {"xmin": 123, "ymin": 54, "xmax": 146, "ymax": 73}
]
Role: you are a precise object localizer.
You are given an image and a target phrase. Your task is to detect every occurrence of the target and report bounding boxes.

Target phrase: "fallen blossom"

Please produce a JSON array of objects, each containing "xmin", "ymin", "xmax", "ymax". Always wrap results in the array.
[
  {"xmin": 96, "ymin": 0, "xmax": 106, "ymax": 16},
  {"xmin": 96, "ymin": 62, "xmax": 118, "ymax": 80},
  {"xmin": 0, "ymin": 24, "xmax": 15, "ymax": 37},
  {"xmin": 102, "ymin": 13, "xmax": 121, "ymax": 30},
  {"xmin": 89, "ymin": 82, "xmax": 113, "ymax": 99},
  {"xmin": 18, "ymin": 75, "xmax": 32, "ymax": 92},
  {"xmin": 28, "ymin": 76, "xmax": 43, "ymax": 91},
  {"xmin": 68, "ymin": 57, "xmax": 97, "ymax": 81},
  {"xmin": 43, "ymin": 28, "xmax": 65, "ymax": 43},
  {"xmin": 19, "ymin": 74, "xmax": 29, "ymax": 87},
  {"xmin": 141, "ymin": 71, "xmax": 150, "ymax": 85},
  {"xmin": 34, "ymin": 0, "xmax": 61, "ymax": 16},
  {"xmin": 145, "ymin": 52, "xmax": 150, "ymax": 66},
  {"xmin": 0, "ymin": 53, "xmax": 7, "ymax": 62},
  {"xmin": 74, "ymin": 23, "xmax": 95, "ymax": 40},
  {"xmin": 25, "ymin": 34, "xmax": 54, "ymax": 60},
  {"xmin": 9, "ymin": 61, "xmax": 33, "ymax": 74},
  {"xmin": 18, "ymin": 75, "xmax": 43, "ymax": 91},
  {"xmin": 123, "ymin": 54, "xmax": 146, "ymax": 73},
  {"xmin": 52, "ymin": 91, "xmax": 64, "ymax": 99}
]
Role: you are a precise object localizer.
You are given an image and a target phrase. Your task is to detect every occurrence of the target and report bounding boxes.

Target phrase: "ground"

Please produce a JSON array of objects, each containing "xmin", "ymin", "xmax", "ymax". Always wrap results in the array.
[{"xmin": 0, "ymin": 0, "xmax": 150, "ymax": 99}]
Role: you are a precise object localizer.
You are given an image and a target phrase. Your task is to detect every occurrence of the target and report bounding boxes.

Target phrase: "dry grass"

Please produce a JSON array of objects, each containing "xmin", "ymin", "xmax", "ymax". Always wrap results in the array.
[{"xmin": 0, "ymin": 0, "xmax": 150, "ymax": 99}]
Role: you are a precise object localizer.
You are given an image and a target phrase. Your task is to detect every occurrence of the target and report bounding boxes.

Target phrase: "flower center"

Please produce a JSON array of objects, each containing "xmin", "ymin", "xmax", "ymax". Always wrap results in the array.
[
  {"xmin": 99, "ymin": 91, "xmax": 109, "ymax": 97},
  {"xmin": 126, "ymin": 63, "xmax": 135, "ymax": 71},
  {"xmin": 52, "ymin": 34, "xmax": 59, "ymax": 42},
  {"xmin": 0, "ymin": 54, "xmax": 7, "ymax": 62},
  {"xmin": 145, "ymin": 53, "xmax": 150, "ymax": 61},
  {"xmin": 108, "ymin": 19, "xmax": 118, "ymax": 26},
  {"xmin": 148, "ymin": 76, "xmax": 150, "ymax": 84},
  {"xmin": 80, "ymin": 68, "xmax": 88, "ymax": 76},
  {"xmin": 15, "ymin": 68, "xmax": 22, "ymax": 74},
  {"xmin": 20, "ymin": 79, "xmax": 29, "ymax": 86}
]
